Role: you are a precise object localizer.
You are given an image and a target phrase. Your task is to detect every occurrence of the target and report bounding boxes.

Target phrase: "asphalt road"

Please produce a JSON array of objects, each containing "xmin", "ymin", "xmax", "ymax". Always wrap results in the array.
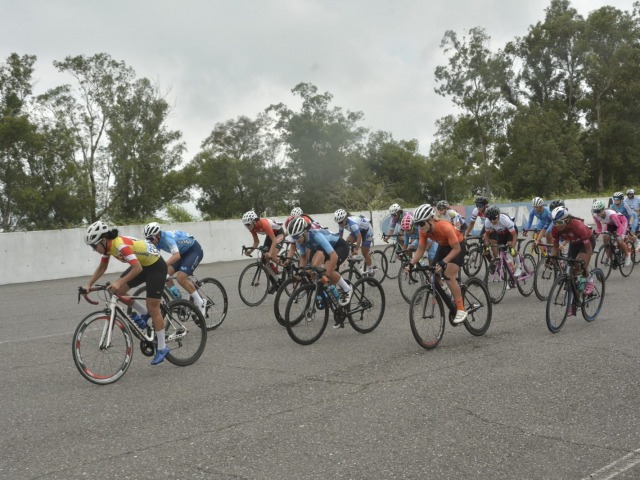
[{"xmin": 1, "ymin": 256, "xmax": 640, "ymax": 480}]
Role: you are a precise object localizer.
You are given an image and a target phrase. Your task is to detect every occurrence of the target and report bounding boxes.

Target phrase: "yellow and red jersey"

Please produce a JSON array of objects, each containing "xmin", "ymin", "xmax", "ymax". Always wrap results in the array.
[{"xmin": 101, "ymin": 236, "xmax": 161, "ymax": 267}]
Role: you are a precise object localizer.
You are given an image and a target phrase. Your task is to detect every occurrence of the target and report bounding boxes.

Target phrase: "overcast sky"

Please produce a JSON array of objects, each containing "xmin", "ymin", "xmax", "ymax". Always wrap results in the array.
[{"xmin": 0, "ymin": 0, "xmax": 635, "ymax": 158}]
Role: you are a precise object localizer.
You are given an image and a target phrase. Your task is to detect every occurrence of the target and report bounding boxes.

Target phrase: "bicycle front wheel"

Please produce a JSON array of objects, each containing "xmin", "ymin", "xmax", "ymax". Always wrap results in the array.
[
  {"xmin": 284, "ymin": 284, "xmax": 329, "ymax": 345},
  {"xmin": 409, "ymin": 285, "xmax": 445, "ymax": 349},
  {"xmin": 582, "ymin": 268, "xmax": 605, "ymax": 322},
  {"xmin": 398, "ymin": 267, "xmax": 426, "ymax": 304},
  {"xmin": 164, "ymin": 299, "xmax": 207, "ymax": 366},
  {"xmin": 273, "ymin": 276, "xmax": 304, "ymax": 327},
  {"xmin": 546, "ymin": 275, "xmax": 571, "ymax": 333},
  {"xmin": 348, "ymin": 277, "xmax": 385, "ymax": 333},
  {"xmin": 369, "ymin": 250, "xmax": 388, "ymax": 284},
  {"xmin": 198, "ymin": 277, "xmax": 228, "ymax": 330},
  {"xmin": 486, "ymin": 259, "xmax": 507, "ymax": 304},
  {"xmin": 594, "ymin": 246, "xmax": 612, "ymax": 280},
  {"xmin": 463, "ymin": 246, "xmax": 486, "ymax": 279},
  {"xmin": 238, "ymin": 263, "xmax": 270, "ymax": 306},
  {"xmin": 72, "ymin": 313, "xmax": 134, "ymax": 385},
  {"xmin": 461, "ymin": 277, "xmax": 492, "ymax": 336},
  {"xmin": 533, "ymin": 261, "xmax": 557, "ymax": 301},
  {"xmin": 619, "ymin": 246, "xmax": 634, "ymax": 277}
]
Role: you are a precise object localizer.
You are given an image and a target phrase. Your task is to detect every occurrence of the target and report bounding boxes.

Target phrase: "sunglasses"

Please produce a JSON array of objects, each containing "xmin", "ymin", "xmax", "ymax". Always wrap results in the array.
[
  {"xmin": 592, "ymin": 209, "xmax": 602, "ymax": 214},
  {"xmin": 146, "ymin": 236, "xmax": 156, "ymax": 242},
  {"xmin": 475, "ymin": 203, "xmax": 485, "ymax": 208},
  {"xmin": 415, "ymin": 221, "xmax": 426, "ymax": 227},
  {"xmin": 90, "ymin": 243, "xmax": 99, "ymax": 251},
  {"xmin": 553, "ymin": 220, "xmax": 567, "ymax": 226}
]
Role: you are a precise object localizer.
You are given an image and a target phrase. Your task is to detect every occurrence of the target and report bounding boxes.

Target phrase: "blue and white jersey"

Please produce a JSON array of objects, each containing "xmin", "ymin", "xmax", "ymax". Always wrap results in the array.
[
  {"xmin": 624, "ymin": 196, "xmax": 640, "ymax": 212},
  {"xmin": 524, "ymin": 206, "xmax": 552, "ymax": 231},
  {"xmin": 338, "ymin": 217, "xmax": 361, "ymax": 237},
  {"xmin": 158, "ymin": 230, "xmax": 197, "ymax": 255},
  {"xmin": 610, "ymin": 201, "xmax": 633, "ymax": 222},
  {"xmin": 296, "ymin": 229, "xmax": 340, "ymax": 256}
]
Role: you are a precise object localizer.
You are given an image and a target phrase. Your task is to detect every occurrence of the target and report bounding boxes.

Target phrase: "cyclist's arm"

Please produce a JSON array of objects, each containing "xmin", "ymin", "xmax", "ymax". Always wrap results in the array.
[
  {"xmin": 409, "ymin": 231, "xmax": 428, "ymax": 266},
  {"xmin": 84, "ymin": 260, "xmax": 109, "ymax": 291}
]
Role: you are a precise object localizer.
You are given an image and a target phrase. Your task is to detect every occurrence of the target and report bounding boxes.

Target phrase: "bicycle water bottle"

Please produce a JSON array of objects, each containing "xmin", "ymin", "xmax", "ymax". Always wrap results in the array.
[
  {"xmin": 576, "ymin": 276, "xmax": 587, "ymax": 293},
  {"xmin": 269, "ymin": 263, "xmax": 279, "ymax": 275},
  {"xmin": 316, "ymin": 293, "xmax": 325, "ymax": 310},
  {"xmin": 168, "ymin": 285, "xmax": 182, "ymax": 299},
  {"xmin": 328, "ymin": 284, "xmax": 340, "ymax": 300}
]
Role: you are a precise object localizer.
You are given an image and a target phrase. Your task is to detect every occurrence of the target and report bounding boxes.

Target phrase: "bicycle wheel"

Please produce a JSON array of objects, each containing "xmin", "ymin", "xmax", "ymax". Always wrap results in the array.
[
  {"xmin": 198, "ymin": 277, "xmax": 228, "ymax": 331},
  {"xmin": 461, "ymin": 277, "xmax": 492, "ymax": 336},
  {"xmin": 273, "ymin": 276, "xmax": 304, "ymax": 327},
  {"xmin": 369, "ymin": 250, "xmax": 388, "ymax": 284},
  {"xmin": 284, "ymin": 284, "xmax": 329, "ymax": 345},
  {"xmin": 594, "ymin": 246, "xmax": 612, "ymax": 280},
  {"xmin": 619, "ymin": 245, "xmax": 634, "ymax": 277},
  {"xmin": 72, "ymin": 312, "xmax": 133, "ymax": 385},
  {"xmin": 533, "ymin": 261, "xmax": 557, "ymax": 301},
  {"xmin": 463, "ymin": 246, "xmax": 486, "ymax": 279},
  {"xmin": 164, "ymin": 299, "xmax": 207, "ymax": 366},
  {"xmin": 521, "ymin": 239, "xmax": 540, "ymax": 264},
  {"xmin": 545, "ymin": 275, "xmax": 571, "ymax": 333},
  {"xmin": 238, "ymin": 263, "xmax": 270, "ymax": 306},
  {"xmin": 340, "ymin": 264, "xmax": 363, "ymax": 283},
  {"xmin": 409, "ymin": 285, "xmax": 445, "ymax": 349},
  {"xmin": 383, "ymin": 244, "xmax": 400, "ymax": 279},
  {"xmin": 348, "ymin": 276, "xmax": 385, "ymax": 333},
  {"xmin": 486, "ymin": 259, "xmax": 507, "ymax": 304},
  {"xmin": 398, "ymin": 266, "xmax": 426, "ymax": 304},
  {"xmin": 582, "ymin": 268, "xmax": 605, "ymax": 322},
  {"xmin": 515, "ymin": 254, "xmax": 536, "ymax": 297}
]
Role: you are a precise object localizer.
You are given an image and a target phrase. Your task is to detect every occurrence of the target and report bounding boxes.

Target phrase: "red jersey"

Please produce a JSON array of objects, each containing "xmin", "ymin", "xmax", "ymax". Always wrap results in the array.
[
  {"xmin": 550, "ymin": 218, "xmax": 592, "ymax": 245},
  {"xmin": 418, "ymin": 219, "xmax": 463, "ymax": 247}
]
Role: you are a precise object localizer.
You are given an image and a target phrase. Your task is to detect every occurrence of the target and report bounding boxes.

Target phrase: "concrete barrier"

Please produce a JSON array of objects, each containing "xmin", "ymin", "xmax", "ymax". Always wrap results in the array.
[{"xmin": 0, "ymin": 198, "xmax": 608, "ymax": 285}]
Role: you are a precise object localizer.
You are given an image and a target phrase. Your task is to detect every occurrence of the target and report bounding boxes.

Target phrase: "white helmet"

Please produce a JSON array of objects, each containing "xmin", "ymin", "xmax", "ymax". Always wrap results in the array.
[
  {"xmin": 287, "ymin": 216, "xmax": 309, "ymax": 236},
  {"xmin": 143, "ymin": 222, "xmax": 161, "ymax": 238},
  {"xmin": 627, "ymin": 189, "xmax": 635, "ymax": 195},
  {"xmin": 85, "ymin": 221, "xmax": 110, "ymax": 245},
  {"xmin": 388, "ymin": 203, "xmax": 402, "ymax": 215},
  {"xmin": 551, "ymin": 206, "xmax": 570, "ymax": 221},
  {"xmin": 334, "ymin": 208, "xmax": 347, "ymax": 223},
  {"xmin": 532, "ymin": 197, "xmax": 544, "ymax": 207},
  {"xmin": 290, "ymin": 207, "xmax": 303, "ymax": 217},
  {"xmin": 413, "ymin": 204, "xmax": 435, "ymax": 223},
  {"xmin": 242, "ymin": 210, "xmax": 258, "ymax": 225}
]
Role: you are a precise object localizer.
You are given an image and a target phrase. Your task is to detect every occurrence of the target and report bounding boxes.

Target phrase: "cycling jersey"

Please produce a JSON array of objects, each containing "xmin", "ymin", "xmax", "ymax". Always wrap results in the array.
[
  {"xmin": 624, "ymin": 196, "xmax": 640, "ymax": 212},
  {"xmin": 550, "ymin": 219, "xmax": 592, "ymax": 246},
  {"xmin": 390, "ymin": 211, "xmax": 413, "ymax": 229},
  {"xmin": 102, "ymin": 236, "xmax": 160, "ymax": 267},
  {"xmin": 340, "ymin": 216, "xmax": 374, "ymax": 246},
  {"xmin": 418, "ymin": 220, "xmax": 463, "ymax": 247},
  {"xmin": 440, "ymin": 209, "xmax": 465, "ymax": 226},
  {"xmin": 593, "ymin": 210, "xmax": 628, "ymax": 236},
  {"xmin": 296, "ymin": 229, "xmax": 341, "ymax": 256},
  {"xmin": 468, "ymin": 206, "xmax": 487, "ymax": 224},
  {"xmin": 524, "ymin": 207, "xmax": 552, "ymax": 232},
  {"xmin": 483, "ymin": 214, "xmax": 517, "ymax": 234},
  {"xmin": 157, "ymin": 230, "xmax": 197, "ymax": 255}
]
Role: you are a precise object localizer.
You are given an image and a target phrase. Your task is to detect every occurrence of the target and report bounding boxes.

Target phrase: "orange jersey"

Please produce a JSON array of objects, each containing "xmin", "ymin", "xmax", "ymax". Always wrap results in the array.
[
  {"xmin": 418, "ymin": 219, "xmax": 463, "ymax": 247},
  {"xmin": 101, "ymin": 236, "xmax": 161, "ymax": 267},
  {"xmin": 250, "ymin": 218, "xmax": 283, "ymax": 239}
]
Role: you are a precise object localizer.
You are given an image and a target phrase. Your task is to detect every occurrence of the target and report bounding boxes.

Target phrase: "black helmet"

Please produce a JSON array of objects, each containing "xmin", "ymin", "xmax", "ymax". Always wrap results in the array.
[
  {"xmin": 549, "ymin": 199, "xmax": 565, "ymax": 211},
  {"xmin": 485, "ymin": 206, "xmax": 500, "ymax": 220},
  {"xmin": 475, "ymin": 196, "xmax": 489, "ymax": 206}
]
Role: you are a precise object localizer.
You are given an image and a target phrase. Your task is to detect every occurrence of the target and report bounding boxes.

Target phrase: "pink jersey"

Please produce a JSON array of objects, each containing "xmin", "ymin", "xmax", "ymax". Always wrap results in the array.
[{"xmin": 593, "ymin": 209, "xmax": 627, "ymax": 236}]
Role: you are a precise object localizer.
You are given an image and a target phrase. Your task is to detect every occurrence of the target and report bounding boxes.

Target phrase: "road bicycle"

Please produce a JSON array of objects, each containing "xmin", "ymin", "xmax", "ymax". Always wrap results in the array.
[
  {"xmin": 521, "ymin": 229, "xmax": 552, "ymax": 264},
  {"xmin": 398, "ymin": 257, "xmax": 429, "ymax": 304},
  {"xmin": 272, "ymin": 259, "xmax": 312, "ymax": 327},
  {"xmin": 485, "ymin": 244, "xmax": 536, "ymax": 304},
  {"xmin": 408, "ymin": 264, "xmax": 492, "ymax": 349},
  {"xmin": 545, "ymin": 256, "xmax": 605, "ymax": 333},
  {"xmin": 283, "ymin": 265, "xmax": 385, "ymax": 345},
  {"xmin": 135, "ymin": 274, "xmax": 228, "ymax": 331},
  {"xmin": 238, "ymin": 244, "xmax": 291, "ymax": 306},
  {"xmin": 593, "ymin": 231, "xmax": 635, "ymax": 280},
  {"xmin": 72, "ymin": 284, "xmax": 207, "ymax": 385}
]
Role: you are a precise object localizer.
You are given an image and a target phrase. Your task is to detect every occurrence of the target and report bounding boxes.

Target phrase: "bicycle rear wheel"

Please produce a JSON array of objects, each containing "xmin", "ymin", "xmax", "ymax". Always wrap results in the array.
[
  {"xmin": 348, "ymin": 277, "xmax": 385, "ymax": 333},
  {"xmin": 164, "ymin": 299, "xmax": 207, "ymax": 366},
  {"xmin": 546, "ymin": 275, "xmax": 571, "ymax": 333},
  {"xmin": 284, "ymin": 284, "xmax": 329, "ymax": 345},
  {"xmin": 619, "ymin": 245, "xmax": 634, "ymax": 277},
  {"xmin": 486, "ymin": 259, "xmax": 507, "ymax": 304},
  {"xmin": 582, "ymin": 268, "xmax": 605, "ymax": 322},
  {"xmin": 409, "ymin": 285, "xmax": 445, "ymax": 349},
  {"xmin": 370, "ymin": 250, "xmax": 388, "ymax": 284},
  {"xmin": 515, "ymin": 254, "xmax": 536, "ymax": 297},
  {"xmin": 238, "ymin": 263, "xmax": 270, "ymax": 306},
  {"xmin": 533, "ymin": 261, "xmax": 557, "ymax": 301},
  {"xmin": 594, "ymin": 246, "xmax": 612, "ymax": 280},
  {"xmin": 461, "ymin": 277, "xmax": 492, "ymax": 336},
  {"xmin": 273, "ymin": 276, "xmax": 304, "ymax": 327},
  {"xmin": 72, "ymin": 313, "xmax": 133, "ymax": 385},
  {"xmin": 198, "ymin": 277, "xmax": 228, "ymax": 331}
]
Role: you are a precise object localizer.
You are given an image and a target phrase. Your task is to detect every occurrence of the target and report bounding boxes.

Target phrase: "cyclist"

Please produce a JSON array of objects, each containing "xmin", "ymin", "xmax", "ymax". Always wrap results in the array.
[
  {"xmin": 406, "ymin": 204, "xmax": 468, "ymax": 324},
  {"xmin": 548, "ymin": 206, "xmax": 596, "ymax": 314},
  {"xmin": 287, "ymin": 215, "xmax": 353, "ymax": 327},
  {"xmin": 609, "ymin": 191, "xmax": 639, "ymax": 252},
  {"xmin": 401, "ymin": 212, "xmax": 436, "ymax": 265},
  {"xmin": 624, "ymin": 189, "xmax": 640, "ymax": 250},
  {"xmin": 334, "ymin": 208, "xmax": 375, "ymax": 275},
  {"xmin": 143, "ymin": 222, "xmax": 206, "ymax": 315},
  {"xmin": 463, "ymin": 196, "xmax": 490, "ymax": 240},
  {"xmin": 385, "ymin": 203, "xmax": 410, "ymax": 243},
  {"xmin": 436, "ymin": 200, "xmax": 467, "ymax": 232},
  {"xmin": 242, "ymin": 210, "xmax": 284, "ymax": 288},
  {"xmin": 591, "ymin": 199, "xmax": 631, "ymax": 267},
  {"xmin": 523, "ymin": 197, "xmax": 553, "ymax": 249},
  {"xmin": 82, "ymin": 221, "xmax": 170, "ymax": 365},
  {"xmin": 483, "ymin": 206, "xmax": 522, "ymax": 277}
]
